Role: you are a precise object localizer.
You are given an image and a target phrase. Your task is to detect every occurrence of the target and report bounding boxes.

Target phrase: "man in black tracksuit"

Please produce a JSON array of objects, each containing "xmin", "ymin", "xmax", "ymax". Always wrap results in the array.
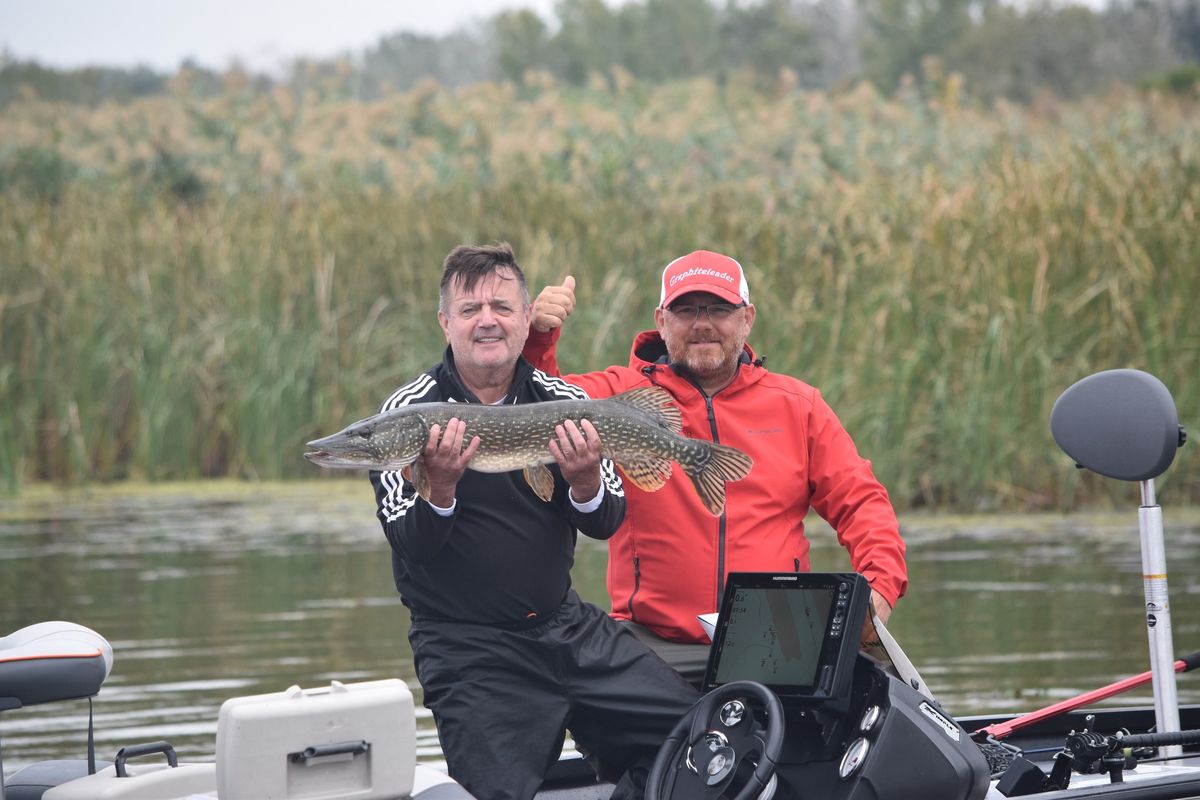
[{"xmin": 369, "ymin": 243, "xmax": 698, "ymax": 800}]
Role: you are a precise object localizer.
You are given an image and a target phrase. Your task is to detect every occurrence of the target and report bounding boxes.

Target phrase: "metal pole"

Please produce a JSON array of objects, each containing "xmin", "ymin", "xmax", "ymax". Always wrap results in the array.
[{"xmin": 1138, "ymin": 478, "xmax": 1183, "ymax": 760}]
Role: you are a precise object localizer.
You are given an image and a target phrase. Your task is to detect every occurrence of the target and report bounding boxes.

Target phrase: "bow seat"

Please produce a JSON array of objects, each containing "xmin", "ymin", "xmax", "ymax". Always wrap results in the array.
[{"xmin": 0, "ymin": 622, "xmax": 113, "ymax": 711}]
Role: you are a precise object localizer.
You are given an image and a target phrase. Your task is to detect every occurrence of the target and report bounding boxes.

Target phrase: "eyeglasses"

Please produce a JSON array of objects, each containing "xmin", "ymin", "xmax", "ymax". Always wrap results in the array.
[{"xmin": 665, "ymin": 302, "xmax": 747, "ymax": 323}]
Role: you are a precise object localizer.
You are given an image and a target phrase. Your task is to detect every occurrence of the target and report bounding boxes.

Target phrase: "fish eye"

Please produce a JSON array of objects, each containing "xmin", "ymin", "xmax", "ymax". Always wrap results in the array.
[{"xmin": 356, "ymin": 427, "xmax": 373, "ymax": 440}]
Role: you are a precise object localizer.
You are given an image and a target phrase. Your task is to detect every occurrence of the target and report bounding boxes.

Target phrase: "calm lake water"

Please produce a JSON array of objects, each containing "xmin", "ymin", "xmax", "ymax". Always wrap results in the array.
[{"xmin": 2, "ymin": 480, "xmax": 1200, "ymax": 774}]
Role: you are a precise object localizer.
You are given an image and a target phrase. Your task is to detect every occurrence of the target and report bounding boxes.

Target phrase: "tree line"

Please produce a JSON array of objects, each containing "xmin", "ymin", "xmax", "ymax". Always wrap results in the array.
[{"xmin": 2, "ymin": 0, "xmax": 1198, "ymax": 108}]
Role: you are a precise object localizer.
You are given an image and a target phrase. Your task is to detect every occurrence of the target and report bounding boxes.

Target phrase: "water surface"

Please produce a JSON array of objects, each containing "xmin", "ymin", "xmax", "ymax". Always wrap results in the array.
[{"xmin": 2, "ymin": 481, "xmax": 1199, "ymax": 773}]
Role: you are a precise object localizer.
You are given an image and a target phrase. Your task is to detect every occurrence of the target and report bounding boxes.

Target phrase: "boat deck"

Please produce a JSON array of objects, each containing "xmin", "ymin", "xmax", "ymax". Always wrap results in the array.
[
  {"xmin": 535, "ymin": 762, "xmax": 1200, "ymax": 800},
  {"xmin": 990, "ymin": 761, "xmax": 1200, "ymax": 800}
]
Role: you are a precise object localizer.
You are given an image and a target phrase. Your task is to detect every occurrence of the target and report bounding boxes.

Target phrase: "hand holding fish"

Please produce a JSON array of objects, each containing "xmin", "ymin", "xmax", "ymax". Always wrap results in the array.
[
  {"xmin": 421, "ymin": 419, "xmax": 481, "ymax": 508},
  {"xmin": 532, "ymin": 276, "xmax": 576, "ymax": 333},
  {"xmin": 549, "ymin": 419, "xmax": 603, "ymax": 503}
]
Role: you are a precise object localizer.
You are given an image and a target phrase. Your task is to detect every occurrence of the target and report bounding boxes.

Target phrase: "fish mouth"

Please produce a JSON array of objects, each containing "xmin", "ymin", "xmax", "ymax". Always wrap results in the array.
[{"xmin": 303, "ymin": 449, "xmax": 365, "ymax": 469}]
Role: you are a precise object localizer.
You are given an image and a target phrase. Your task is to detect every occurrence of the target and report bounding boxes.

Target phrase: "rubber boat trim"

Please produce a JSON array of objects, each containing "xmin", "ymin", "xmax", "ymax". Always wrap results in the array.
[{"xmin": 0, "ymin": 649, "xmax": 104, "ymax": 663}]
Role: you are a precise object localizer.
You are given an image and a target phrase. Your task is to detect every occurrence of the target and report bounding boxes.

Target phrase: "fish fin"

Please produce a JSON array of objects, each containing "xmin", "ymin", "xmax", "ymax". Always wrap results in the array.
[
  {"xmin": 608, "ymin": 387, "xmax": 683, "ymax": 434},
  {"xmin": 405, "ymin": 460, "xmax": 432, "ymax": 502},
  {"xmin": 524, "ymin": 464, "xmax": 556, "ymax": 503},
  {"xmin": 618, "ymin": 458, "xmax": 674, "ymax": 492},
  {"xmin": 681, "ymin": 442, "xmax": 754, "ymax": 516}
]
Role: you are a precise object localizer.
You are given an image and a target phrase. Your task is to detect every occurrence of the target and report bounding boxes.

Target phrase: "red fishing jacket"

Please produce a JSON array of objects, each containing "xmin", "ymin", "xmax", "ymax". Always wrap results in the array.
[{"xmin": 523, "ymin": 327, "xmax": 907, "ymax": 644}]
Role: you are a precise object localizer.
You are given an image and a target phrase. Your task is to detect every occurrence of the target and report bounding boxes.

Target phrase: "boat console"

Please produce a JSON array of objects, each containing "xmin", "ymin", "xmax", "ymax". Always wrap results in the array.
[
  {"xmin": 703, "ymin": 573, "xmax": 866, "ymax": 708},
  {"xmin": 647, "ymin": 572, "xmax": 991, "ymax": 800}
]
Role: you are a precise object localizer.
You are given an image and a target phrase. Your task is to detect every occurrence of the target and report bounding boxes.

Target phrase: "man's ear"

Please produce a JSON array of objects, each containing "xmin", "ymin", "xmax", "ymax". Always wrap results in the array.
[
  {"xmin": 654, "ymin": 307, "xmax": 666, "ymax": 337},
  {"xmin": 438, "ymin": 311, "xmax": 451, "ymax": 341},
  {"xmin": 743, "ymin": 304, "xmax": 757, "ymax": 334}
]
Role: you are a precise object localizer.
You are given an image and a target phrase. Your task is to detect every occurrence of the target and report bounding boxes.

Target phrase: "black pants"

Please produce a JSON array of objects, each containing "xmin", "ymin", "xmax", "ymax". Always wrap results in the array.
[
  {"xmin": 619, "ymin": 620, "xmax": 712, "ymax": 689},
  {"xmin": 409, "ymin": 590, "xmax": 700, "ymax": 800}
]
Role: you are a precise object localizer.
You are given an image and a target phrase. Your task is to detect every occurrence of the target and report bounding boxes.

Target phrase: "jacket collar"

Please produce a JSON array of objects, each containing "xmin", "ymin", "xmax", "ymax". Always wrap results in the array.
[
  {"xmin": 627, "ymin": 330, "xmax": 765, "ymax": 393},
  {"xmin": 440, "ymin": 346, "xmax": 532, "ymax": 405}
]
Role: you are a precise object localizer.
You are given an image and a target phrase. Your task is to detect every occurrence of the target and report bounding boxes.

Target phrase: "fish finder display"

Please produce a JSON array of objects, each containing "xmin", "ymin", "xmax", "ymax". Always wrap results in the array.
[
  {"xmin": 714, "ymin": 585, "xmax": 834, "ymax": 687},
  {"xmin": 704, "ymin": 573, "xmax": 870, "ymax": 703}
]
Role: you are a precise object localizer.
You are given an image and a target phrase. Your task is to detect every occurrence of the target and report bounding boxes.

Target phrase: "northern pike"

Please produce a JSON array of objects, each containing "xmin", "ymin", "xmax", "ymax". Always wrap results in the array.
[{"xmin": 305, "ymin": 386, "xmax": 753, "ymax": 516}]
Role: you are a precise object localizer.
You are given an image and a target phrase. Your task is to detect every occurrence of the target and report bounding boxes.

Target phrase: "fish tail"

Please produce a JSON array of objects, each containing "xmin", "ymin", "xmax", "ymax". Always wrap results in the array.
[{"xmin": 681, "ymin": 442, "xmax": 754, "ymax": 516}]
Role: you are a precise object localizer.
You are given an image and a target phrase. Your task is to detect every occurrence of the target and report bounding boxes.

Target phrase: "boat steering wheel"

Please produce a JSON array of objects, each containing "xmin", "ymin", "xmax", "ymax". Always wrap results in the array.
[{"xmin": 646, "ymin": 680, "xmax": 785, "ymax": 800}]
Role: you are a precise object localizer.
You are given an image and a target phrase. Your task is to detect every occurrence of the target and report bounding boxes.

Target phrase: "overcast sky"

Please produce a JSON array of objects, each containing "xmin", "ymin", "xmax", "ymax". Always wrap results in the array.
[{"xmin": 0, "ymin": 0, "xmax": 566, "ymax": 73}]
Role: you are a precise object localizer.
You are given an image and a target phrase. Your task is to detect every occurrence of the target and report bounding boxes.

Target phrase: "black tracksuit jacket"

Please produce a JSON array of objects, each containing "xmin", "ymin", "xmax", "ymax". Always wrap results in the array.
[{"xmin": 369, "ymin": 349, "xmax": 625, "ymax": 625}]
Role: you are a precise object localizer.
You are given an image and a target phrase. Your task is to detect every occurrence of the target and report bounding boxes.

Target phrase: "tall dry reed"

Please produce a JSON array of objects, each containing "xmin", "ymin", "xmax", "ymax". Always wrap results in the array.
[{"xmin": 1, "ymin": 77, "xmax": 1195, "ymax": 508}]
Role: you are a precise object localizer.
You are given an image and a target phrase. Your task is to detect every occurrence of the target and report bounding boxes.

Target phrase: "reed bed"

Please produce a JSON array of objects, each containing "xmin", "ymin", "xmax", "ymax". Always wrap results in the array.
[{"xmin": 1, "ymin": 76, "xmax": 1196, "ymax": 509}]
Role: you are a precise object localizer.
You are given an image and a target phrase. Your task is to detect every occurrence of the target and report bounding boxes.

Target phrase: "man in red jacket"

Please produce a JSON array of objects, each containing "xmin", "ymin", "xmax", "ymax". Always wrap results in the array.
[{"xmin": 522, "ymin": 250, "xmax": 907, "ymax": 683}]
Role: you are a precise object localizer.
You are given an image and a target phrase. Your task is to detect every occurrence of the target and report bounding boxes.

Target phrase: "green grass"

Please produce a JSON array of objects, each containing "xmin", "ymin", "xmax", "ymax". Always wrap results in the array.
[{"xmin": 0, "ymin": 78, "xmax": 1196, "ymax": 509}]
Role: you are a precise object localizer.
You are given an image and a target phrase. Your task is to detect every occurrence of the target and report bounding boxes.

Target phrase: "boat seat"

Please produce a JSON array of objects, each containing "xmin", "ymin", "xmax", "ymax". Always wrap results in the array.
[{"xmin": 0, "ymin": 622, "xmax": 113, "ymax": 711}]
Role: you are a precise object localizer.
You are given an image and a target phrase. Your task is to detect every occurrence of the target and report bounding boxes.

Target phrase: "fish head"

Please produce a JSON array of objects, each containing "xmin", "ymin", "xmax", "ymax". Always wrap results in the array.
[{"xmin": 304, "ymin": 409, "xmax": 425, "ymax": 470}]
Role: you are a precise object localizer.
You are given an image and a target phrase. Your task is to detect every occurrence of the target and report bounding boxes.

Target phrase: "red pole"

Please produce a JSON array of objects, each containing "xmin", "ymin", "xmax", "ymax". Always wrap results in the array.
[{"xmin": 976, "ymin": 650, "xmax": 1200, "ymax": 740}]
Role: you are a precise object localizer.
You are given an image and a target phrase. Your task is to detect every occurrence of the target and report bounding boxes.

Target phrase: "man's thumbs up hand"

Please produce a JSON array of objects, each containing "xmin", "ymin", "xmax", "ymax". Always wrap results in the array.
[{"xmin": 532, "ymin": 275, "xmax": 577, "ymax": 333}]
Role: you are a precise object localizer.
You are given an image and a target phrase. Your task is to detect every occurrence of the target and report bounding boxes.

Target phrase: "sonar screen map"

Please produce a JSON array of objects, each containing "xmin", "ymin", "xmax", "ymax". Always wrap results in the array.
[{"xmin": 715, "ymin": 585, "xmax": 835, "ymax": 686}]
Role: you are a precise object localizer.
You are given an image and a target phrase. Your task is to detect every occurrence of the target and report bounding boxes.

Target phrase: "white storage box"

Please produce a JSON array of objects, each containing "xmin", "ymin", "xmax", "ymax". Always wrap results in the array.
[{"xmin": 216, "ymin": 679, "xmax": 416, "ymax": 800}]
